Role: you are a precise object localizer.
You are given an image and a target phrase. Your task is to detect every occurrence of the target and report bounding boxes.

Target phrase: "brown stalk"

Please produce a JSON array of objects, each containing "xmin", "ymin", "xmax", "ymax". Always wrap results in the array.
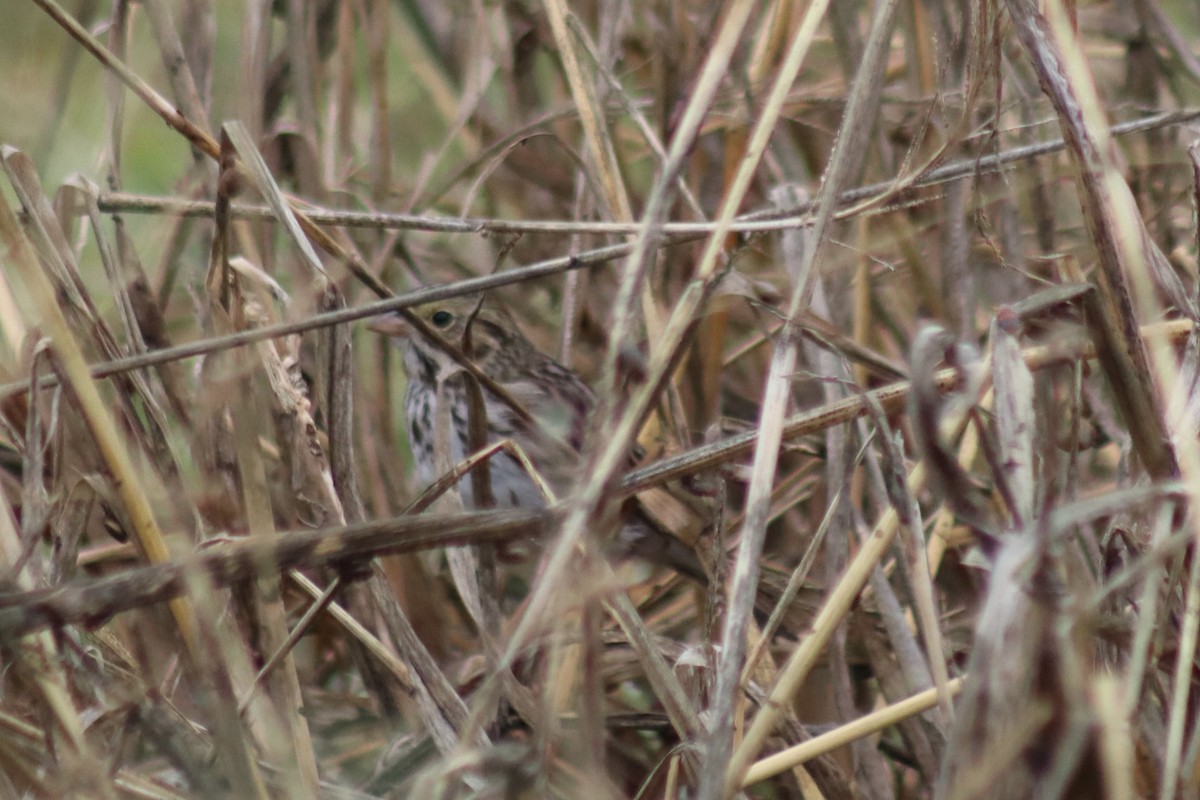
[
  {"xmin": 0, "ymin": 507, "xmax": 551, "ymax": 640},
  {"xmin": 1004, "ymin": 0, "xmax": 1186, "ymax": 480}
]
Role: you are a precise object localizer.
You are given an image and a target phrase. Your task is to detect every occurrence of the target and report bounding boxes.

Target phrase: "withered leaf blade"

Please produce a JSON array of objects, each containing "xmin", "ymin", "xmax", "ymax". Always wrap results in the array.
[{"xmin": 991, "ymin": 307, "xmax": 1036, "ymax": 529}]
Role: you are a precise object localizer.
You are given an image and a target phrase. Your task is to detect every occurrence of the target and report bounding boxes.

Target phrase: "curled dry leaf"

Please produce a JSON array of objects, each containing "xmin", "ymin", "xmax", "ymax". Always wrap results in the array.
[{"xmin": 908, "ymin": 324, "xmax": 995, "ymax": 543}]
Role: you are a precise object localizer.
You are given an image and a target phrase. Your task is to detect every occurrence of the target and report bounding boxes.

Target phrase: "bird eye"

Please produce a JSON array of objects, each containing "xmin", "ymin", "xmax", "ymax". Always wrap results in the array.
[{"xmin": 430, "ymin": 310, "xmax": 454, "ymax": 328}]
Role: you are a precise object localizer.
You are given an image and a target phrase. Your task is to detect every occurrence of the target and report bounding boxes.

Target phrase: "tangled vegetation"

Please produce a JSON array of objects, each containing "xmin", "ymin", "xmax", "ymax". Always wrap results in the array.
[{"xmin": 1, "ymin": 1, "xmax": 1199, "ymax": 798}]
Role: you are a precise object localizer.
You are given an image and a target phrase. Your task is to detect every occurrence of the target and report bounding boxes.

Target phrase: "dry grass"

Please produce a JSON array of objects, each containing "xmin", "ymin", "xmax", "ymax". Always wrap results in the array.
[{"xmin": 1, "ymin": 0, "xmax": 1200, "ymax": 798}]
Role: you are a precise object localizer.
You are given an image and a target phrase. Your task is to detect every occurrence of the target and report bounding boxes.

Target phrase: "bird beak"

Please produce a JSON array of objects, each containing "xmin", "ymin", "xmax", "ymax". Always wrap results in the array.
[{"xmin": 367, "ymin": 314, "xmax": 411, "ymax": 337}]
